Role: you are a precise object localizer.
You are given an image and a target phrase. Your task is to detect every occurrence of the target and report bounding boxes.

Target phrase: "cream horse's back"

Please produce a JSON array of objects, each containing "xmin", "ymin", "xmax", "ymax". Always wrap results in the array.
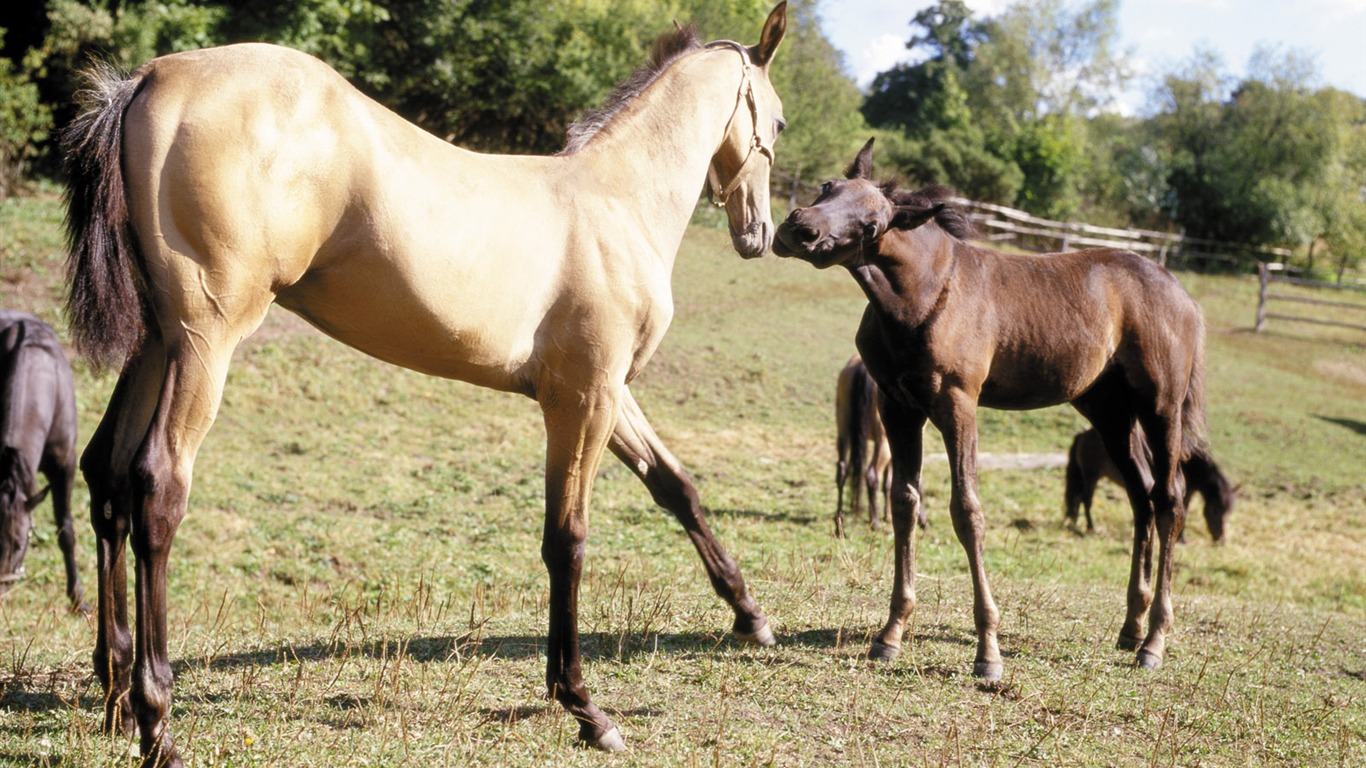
[
  {"xmin": 130, "ymin": 43, "xmax": 647, "ymax": 391},
  {"xmin": 65, "ymin": 5, "xmax": 787, "ymax": 764}
]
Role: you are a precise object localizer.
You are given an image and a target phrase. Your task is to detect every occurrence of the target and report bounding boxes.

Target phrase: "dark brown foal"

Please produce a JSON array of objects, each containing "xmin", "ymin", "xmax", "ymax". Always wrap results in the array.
[
  {"xmin": 774, "ymin": 139, "xmax": 1208, "ymax": 678},
  {"xmin": 0, "ymin": 310, "xmax": 84, "ymax": 612}
]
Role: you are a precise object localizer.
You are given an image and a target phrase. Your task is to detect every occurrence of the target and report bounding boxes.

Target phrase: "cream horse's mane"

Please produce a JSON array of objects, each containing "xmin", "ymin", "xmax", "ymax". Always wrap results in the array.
[{"xmin": 559, "ymin": 26, "xmax": 704, "ymax": 155}]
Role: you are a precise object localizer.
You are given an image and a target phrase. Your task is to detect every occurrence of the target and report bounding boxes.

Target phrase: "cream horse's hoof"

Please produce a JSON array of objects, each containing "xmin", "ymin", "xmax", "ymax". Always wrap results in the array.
[
  {"xmin": 1135, "ymin": 650, "xmax": 1162, "ymax": 670},
  {"xmin": 973, "ymin": 661, "xmax": 1003, "ymax": 681},
  {"xmin": 867, "ymin": 639, "xmax": 900, "ymax": 662}
]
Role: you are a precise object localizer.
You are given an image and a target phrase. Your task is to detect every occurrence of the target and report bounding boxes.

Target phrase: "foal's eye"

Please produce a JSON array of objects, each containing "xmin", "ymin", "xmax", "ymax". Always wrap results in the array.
[
  {"xmin": 774, "ymin": 117, "xmax": 787, "ymax": 136},
  {"xmin": 863, "ymin": 222, "xmax": 878, "ymax": 239},
  {"xmin": 820, "ymin": 181, "xmax": 833, "ymax": 195}
]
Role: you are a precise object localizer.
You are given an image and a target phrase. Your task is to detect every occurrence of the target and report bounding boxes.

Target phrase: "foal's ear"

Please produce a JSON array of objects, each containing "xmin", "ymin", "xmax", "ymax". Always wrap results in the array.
[
  {"xmin": 891, "ymin": 203, "xmax": 944, "ymax": 231},
  {"xmin": 846, "ymin": 138, "xmax": 875, "ymax": 180},
  {"xmin": 753, "ymin": 2, "xmax": 788, "ymax": 66}
]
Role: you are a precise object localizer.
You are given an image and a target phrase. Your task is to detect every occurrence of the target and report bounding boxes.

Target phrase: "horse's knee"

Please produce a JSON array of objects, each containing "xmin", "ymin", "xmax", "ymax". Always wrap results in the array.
[{"xmin": 889, "ymin": 482, "xmax": 919, "ymax": 514}]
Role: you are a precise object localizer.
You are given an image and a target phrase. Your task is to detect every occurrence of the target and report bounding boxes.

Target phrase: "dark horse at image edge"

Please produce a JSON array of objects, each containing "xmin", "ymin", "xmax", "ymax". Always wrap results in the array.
[
  {"xmin": 0, "ymin": 310, "xmax": 85, "ymax": 611},
  {"xmin": 774, "ymin": 138, "xmax": 1211, "ymax": 679}
]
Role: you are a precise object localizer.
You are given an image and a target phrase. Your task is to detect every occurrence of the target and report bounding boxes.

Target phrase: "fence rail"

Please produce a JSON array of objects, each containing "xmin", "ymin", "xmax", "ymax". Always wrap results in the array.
[
  {"xmin": 1255, "ymin": 263, "xmax": 1366, "ymax": 333},
  {"xmin": 952, "ymin": 198, "xmax": 1292, "ymax": 270}
]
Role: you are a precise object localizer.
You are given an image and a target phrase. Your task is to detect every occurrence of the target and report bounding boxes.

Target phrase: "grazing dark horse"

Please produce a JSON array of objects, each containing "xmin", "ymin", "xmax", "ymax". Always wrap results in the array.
[
  {"xmin": 835, "ymin": 353, "xmax": 891, "ymax": 536},
  {"xmin": 774, "ymin": 139, "xmax": 1208, "ymax": 678},
  {"xmin": 0, "ymin": 310, "xmax": 84, "ymax": 611},
  {"xmin": 1066, "ymin": 427, "xmax": 1235, "ymax": 541},
  {"xmin": 61, "ymin": 5, "xmax": 788, "ymax": 762}
]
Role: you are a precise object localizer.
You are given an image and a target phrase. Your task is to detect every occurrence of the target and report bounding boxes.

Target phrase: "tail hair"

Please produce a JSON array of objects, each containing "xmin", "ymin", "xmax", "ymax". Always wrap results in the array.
[
  {"xmin": 62, "ymin": 62, "xmax": 147, "ymax": 372},
  {"xmin": 1180, "ymin": 313, "xmax": 1209, "ymax": 462}
]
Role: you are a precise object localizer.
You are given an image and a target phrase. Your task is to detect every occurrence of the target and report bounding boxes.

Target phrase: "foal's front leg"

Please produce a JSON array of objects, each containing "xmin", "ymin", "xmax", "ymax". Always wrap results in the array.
[
  {"xmin": 935, "ymin": 392, "xmax": 1002, "ymax": 680},
  {"xmin": 540, "ymin": 385, "xmax": 625, "ymax": 751},
  {"xmin": 608, "ymin": 389, "xmax": 773, "ymax": 645},
  {"xmin": 868, "ymin": 396, "xmax": 926, "ymax": 661},
  {"xmin": 44, "ymin": 457, "xmax": 86, "ymax": 613}
]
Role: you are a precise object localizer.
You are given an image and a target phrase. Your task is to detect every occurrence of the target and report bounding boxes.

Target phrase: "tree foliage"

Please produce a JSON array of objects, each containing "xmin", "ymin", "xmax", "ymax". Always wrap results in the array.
[
  {"xmin": 1154, "ymin": 45, "xmax": 1366, "ymax": 272},
  {"xmin": 0, "ymin": 28, "xmax": 53, "ymax": 197}
]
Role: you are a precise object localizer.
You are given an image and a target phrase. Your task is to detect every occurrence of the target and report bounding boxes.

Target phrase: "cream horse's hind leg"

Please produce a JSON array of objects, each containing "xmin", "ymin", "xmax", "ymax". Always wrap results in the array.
[
  {"xmin": 83, "ymin": 343, "xmax": 166, "ymax": 738},
  {"xmin": 608, "ymin": 388, "xmax": 773, "ymax": 645},
  {"xmin": 119, "ymin": 292, "xmax": 271, "ymax": 768}
]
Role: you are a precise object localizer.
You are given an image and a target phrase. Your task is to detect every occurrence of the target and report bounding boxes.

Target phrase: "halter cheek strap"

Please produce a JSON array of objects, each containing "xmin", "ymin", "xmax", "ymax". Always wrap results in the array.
[{"xmin": 704, "ymin": 41, "xmax": 775, "ymax": 208}]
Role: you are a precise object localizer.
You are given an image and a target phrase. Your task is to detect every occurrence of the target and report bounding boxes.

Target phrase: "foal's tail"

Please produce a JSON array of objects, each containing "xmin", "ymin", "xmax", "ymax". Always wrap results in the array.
[
  {"xmin": 1063, "ymin": 434, "xmax": 1086, "ymax": 524},
  {"xmin": 1180, "ymin": 312, "xmax": 1210, "ymax": 463},
  {"xmin": 62, "ymin": 64, "xmax": 148, "ymax": 372}
]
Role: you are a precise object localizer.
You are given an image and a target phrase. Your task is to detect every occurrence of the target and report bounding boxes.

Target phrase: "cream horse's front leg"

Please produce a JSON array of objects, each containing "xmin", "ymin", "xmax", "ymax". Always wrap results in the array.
[
  {"xmin": 608, "ymin": 388, "xmax": 774, "ymax": 645},
  {"xmin": 538, "ymin": 382, "xmax": 626, "ymax": 751}
]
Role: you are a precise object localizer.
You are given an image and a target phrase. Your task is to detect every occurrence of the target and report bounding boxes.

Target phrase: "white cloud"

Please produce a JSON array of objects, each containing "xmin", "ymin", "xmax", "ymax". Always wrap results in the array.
[{"xmin": 853, "ymin": 33, "xmax": 915, "ymax": 88}]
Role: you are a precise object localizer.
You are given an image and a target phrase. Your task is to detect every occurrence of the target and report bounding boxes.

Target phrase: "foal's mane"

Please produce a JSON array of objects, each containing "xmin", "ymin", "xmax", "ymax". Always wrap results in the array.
[
  {"xmin": 888, "ymin": 184, "xmax": 978, "ymax": 241},
  {"xmin": 558, "ymin": 26, "xmax": 704, "ymax": 155}
]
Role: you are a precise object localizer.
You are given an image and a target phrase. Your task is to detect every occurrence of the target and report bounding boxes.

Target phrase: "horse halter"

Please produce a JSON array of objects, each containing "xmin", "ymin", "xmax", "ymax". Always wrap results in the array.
[{"xmin": 704, "ymin": 41, "xmax": 774, "ymax": 208}]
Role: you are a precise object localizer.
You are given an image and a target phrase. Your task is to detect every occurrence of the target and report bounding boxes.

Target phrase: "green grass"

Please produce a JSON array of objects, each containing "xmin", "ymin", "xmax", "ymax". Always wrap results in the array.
[{"xmin": 1, "ymin": 192, "xmax": 1363, "ymax": 766}]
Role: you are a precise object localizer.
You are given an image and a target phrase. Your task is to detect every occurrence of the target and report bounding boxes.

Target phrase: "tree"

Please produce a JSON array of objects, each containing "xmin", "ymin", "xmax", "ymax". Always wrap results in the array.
[
  {"xmin": 0, "ymin": 28, "xmax": 52, "ymax": 197},
  {"xmin": 963, "ymin": 0, "xmax": 1128, "ymax": 217},
  {"xmin": 1153, "ymin": 44, "xmax": 1366, "ymax": 266},
  {"xmin": 861, "ymin": 0, "xmax": 979, "ymax": 137},
  {"xmin": 766, "ymin": 1, "xmax": 868, "ymax": 201}
]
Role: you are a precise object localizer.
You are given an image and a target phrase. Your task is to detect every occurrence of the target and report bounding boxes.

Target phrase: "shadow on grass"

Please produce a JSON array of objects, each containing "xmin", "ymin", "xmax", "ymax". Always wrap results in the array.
[
  {"xmin": 1313, "ymin": 414, "xmax": 1366, "ymax": 437},
  {"xmin": 707, "ymin": 507, "xmax": 821, "ymax": 525},
  {"xmin": 164, "ymin": 628, "xmax": 770, "ymax": 678}
]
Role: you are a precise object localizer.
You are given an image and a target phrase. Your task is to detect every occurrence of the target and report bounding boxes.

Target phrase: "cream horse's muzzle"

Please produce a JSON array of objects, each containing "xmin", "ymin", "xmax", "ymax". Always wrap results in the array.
[{"xmin": 705, "ymin": 41, "xmax": 776, "ymax": 259}]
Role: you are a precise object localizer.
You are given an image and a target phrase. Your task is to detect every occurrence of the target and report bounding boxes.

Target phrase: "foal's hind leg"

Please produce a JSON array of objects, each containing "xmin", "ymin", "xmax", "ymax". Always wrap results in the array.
[
  {"xmin": 1131, "ymin": 410, "xmax": 1187, "ymax": 670},
  {"xmin": 609, "ymin": 389, "xmax": 772, "ymax": 644},
  {"xmin": 1078, "ymin": 405, "xmax": 1158, "ymax": 654}
]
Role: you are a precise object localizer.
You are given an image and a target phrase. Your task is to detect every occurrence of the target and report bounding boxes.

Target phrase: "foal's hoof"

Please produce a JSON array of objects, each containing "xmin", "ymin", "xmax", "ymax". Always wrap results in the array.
[
  {"xmin": 587, "ymin": 726, "xmax": 627, "ymax": 753},
  {"xmin": 1116, "ymin": 633, "xmax": 1144, "ymax": 652},
  {"xmin": 1134, "ymin": 650, "xmax": 1163, "ymax": 671},
  {"xmin": 867, "ymin": 639, "xmax": 900, "ymax": 662},
  {"xmin": 973, "ymin": 661, "xmax": 1003, "ymax": 681},
  {"xmin": 736, "ymin": 622, "xmax": 776, "ymax": 647}
]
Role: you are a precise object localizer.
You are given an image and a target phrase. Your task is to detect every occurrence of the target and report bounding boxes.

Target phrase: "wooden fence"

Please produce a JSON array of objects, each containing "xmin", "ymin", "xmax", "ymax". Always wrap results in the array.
[
  {"xmin": 1255, "ymin": 262, "xmax": 1366, "ymax": 333},
  {"xmin": 952, "ymin": 198, "xmax": 1292, "ymax": 270}
]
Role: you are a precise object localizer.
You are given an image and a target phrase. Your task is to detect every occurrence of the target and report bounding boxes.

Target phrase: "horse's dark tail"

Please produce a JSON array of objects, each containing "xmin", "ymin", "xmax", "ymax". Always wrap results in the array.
[
  {"xmin": 835, "ymin": 360, "xmax": 868, "ymax": 513},
  {"xmin": 1063, "ymin": 434, "xmax": 1085, "ymax": 524},
  {"xmin": 1180, "ymin": 313, "xmax": 1210, "ymax": 463},
  {"xmin": 61, "ymin": 63, "xmax": 148, "ymax": 373}
]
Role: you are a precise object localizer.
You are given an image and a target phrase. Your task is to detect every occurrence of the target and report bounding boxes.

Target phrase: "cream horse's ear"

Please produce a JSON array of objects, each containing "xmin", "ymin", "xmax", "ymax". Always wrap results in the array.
[{"xmin": 752, "ymin": 2, "xmax": 788, "ymax": 66}]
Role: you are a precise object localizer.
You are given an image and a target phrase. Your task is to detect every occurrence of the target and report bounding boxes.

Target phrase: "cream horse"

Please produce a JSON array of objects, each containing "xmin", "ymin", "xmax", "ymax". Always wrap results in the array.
[{"xmin": 63, "ymin": 5, "xmax": 788, "ymax": 762}]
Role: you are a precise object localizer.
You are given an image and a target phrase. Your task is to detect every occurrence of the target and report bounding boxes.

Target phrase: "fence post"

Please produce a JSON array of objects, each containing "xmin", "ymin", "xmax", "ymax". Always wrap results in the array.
[{"xmin": 1255, "ymin": 262, "xmax": 1269, "ymax": 332}]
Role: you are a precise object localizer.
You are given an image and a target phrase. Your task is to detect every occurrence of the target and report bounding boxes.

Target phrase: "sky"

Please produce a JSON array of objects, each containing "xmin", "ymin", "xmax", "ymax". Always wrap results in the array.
[{"xmin": 819, "ymin": 0, "xmax": 1366, "ymax": 112}]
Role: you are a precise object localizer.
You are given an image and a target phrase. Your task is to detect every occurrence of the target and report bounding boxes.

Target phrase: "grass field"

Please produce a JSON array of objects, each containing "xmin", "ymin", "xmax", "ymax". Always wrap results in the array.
[{"xmin": 1, "ymin": 190, "xmax": 1364, "ymax": 766}]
